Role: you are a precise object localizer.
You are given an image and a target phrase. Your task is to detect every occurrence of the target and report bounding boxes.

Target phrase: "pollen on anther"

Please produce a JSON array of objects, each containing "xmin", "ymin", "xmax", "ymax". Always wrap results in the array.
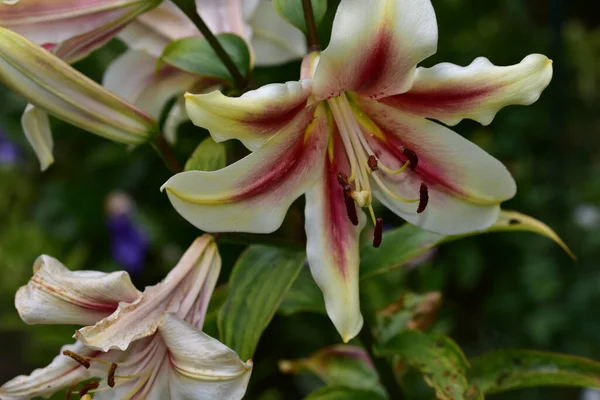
[
  {"xmin": 373, "ymin": 218, "xmax": 384, "ymax": 248},
  {"xmin": 337, "ymin": 172, "xmax": 352, "ymax": 193},
  {"xmin": 108, "ymin": 363, "xmax": 118, "ymax": 388},
  {"xmin": 417, "ymin": 183, "xmax": 429, "ymax": 214},
  {"xmin": 401, "ymin": 146, "xmax": 419, "ymax": 171},
  {"xmin": 367, "ymin": 155, "xmax": 379, "ymax": 171},
  {"xmin": 63, "ymin": 350, "xmax": 90, "ymax": 369},
  {"xmin": 78, "ymin": 381, "xmax": 99, "ymax": 397}
]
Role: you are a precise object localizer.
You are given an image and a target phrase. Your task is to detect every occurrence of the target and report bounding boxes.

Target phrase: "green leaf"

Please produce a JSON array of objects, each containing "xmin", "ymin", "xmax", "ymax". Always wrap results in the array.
[
  {"xmin": 374, "ymin": 292, "xmax": 442, "ymax": 342},
  {"xmin": 470, "ymin": 349, "xmax": 600, "ymax": 393},
  {"xmin": 279, "ymin": 267, "xmax": 326, "ymax": 315},
  {"xmin": 159, "ymin": 34, "xmax": 250, "ymax": 85},
  {"xmin": 280, "ymin": 345, "xmax": 385, "ymax": 396},
  {"xmin": 304, "ymin": 386, "xmax": 386, "ymax": 400},
  {"xmin": 360, "ymin": 210, "xmax": 574, "ymax": 280},
  {"xmin": 184, "ymin": 136, "xmax": 227, "ymax": 172},
  {"xmin": 273, "ymin": 0, "xmax": 328, "ymax": 35},
  {"xmin": 218, "ymin": 245, "xmax": 306, "ymax": 361},
  {"xmin": 374, "ymin": 331, "xmax": 483, "ymax": 400},
  {"xmin": 201, "ymin": 284, "xmax": 229, "ymax": 339}
]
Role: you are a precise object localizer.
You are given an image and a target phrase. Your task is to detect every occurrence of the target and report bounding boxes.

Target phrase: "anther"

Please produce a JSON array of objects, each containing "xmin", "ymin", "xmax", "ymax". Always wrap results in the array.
[
  {"xmin": 63, "ymin": 350, "xmax": 90, "ymax": 369},
  {"xmin": 367, "ymin": 155, "xmax": 379, "ymax": 171},
  {"xmin": 66, "ymin": 381, "xmax": 79, "ymax": 399},
  {"xmin": 79, "ymin": 381, "xmax": 99, "ymax": 397},
  {"xmin": 337, "ymin": 172, "xmax": 352, "ymax": 193},
  {"xmin": 400, "ymin": 146, "xmax": 419, "ymax": 171},
  {"xmin": 108, "ymin": 363, "xmax": 118, "ymax": 388},
  {"xmin": 417, "ymin": 183, "xmax": 429, "ymax": 214},
  {"xmin": 373, "ymin": 218, "xmax": 384, "ymax": 248},
  {"xmin": 344, "ymin": 190, "xmax": 359, "ymax": 226}
]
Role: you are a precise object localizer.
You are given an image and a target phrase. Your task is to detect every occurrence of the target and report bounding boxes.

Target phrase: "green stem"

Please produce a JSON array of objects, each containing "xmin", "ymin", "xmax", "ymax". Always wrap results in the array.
[
  {"xmin": 172, "ymin": 0, "xmax": 248, "ymax": 89},
  {"xmin": 302, "ymin": 0, "xmax": 321, "ymax": 51},
  {"xmin": 152, "ymin": 135, "xmax": 183, "ymax": 174},
  {"xmin": 359, "ymin": 326, "xmax": 405, "ymax": 400}
]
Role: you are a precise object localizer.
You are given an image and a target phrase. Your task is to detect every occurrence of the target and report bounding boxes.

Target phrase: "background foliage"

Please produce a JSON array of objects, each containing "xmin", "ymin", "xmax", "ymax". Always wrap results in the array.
[{"xmin": 0, "ymin": 0, "xmax": 599, "ymax": 398}]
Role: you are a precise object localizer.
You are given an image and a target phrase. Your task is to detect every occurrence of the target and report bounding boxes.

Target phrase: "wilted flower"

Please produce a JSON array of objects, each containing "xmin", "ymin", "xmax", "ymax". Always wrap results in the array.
[
  {"xmin": 0, "ymin": 28, "xmax": 159, "ymax": 170},
  {"xmin": 0, "ymin": 236, "xmax": 253, "ymax": 399},
  {"xmin": 105, "ymin": 192, "xmax": 149, "ymax": 276},
  {"xmin": 162, "ymin": 0, "xmax": 553, "ymax": 341},
  {"xmin": 104, "ymin": 0, "xmax": 307, "ymax": 143}
]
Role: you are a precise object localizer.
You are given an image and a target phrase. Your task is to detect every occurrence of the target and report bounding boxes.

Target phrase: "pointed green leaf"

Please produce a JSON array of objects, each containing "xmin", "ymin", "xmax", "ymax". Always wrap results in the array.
[
  {"xmin": 219, "ymin": 245, "xmax": 305, "ymax": 361},
  {"xmin": 360, "ymin": 210, "xmax": 574, "ymax": 280},
  {"xmin": 304, "ymin": 386, "xmax": 386, "ymax": 400},
  {"xmin": 184, "ymin": 136, "xmax": 227, "ymax": 172},
  {"xmin": 159, "ymin": 34, "xmax": 250, "ymax": 85},
  {"xmin": 470, "ymin": 349, "xmax": 600, "ymax": 393},
  {"xmin": 374, "ymin": 331, "xmax": 483, "ymax": 400},
  {"xmin": 273, "ymin": 0, "xmax": 328, "ymax": 35},
  {"xmin": 280, "ymin": 345, "xmax": 385, "ymax": 396}
]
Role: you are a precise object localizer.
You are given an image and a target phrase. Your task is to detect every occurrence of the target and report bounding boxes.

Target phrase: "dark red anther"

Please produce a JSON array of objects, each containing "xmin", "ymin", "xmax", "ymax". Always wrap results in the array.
[
  {"xmin": 367, "ymin": 155, "xmax": 379, "ymax": 171},
  {"xmin": 78, "ymin": 381, "xmax": 99, "ymax": 397},
  {"xmin": 417, "ymin": 183, "xmax": 429, "ymax": 214},
  {"xmin": 63, "ymin": 350, "xmax": 90, "ymax": 369},
  {"xmin": 337, "ymin": 172, "xmax": 352, "ymax": 193},
  {"xmin": 373, "ymin": 218, "xmax": 384, "ymax": 248},
  {"xmin": 401, "ymin": 146, "xmax": 419, "ymax": 171},
  {"xmin": 343, "ymin": 190, "xmax": 359, "ymax": 226},
  {"xmin": 108, "ymin": 363, "xmax": 118, "ymax": 388}
]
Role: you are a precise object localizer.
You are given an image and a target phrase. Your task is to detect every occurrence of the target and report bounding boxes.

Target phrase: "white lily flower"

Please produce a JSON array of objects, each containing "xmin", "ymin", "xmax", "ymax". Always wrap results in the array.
[
  {"xmin": 161, "ymin": 0, "xmax": 553, "ymax": 342},
  {"xmin": 104, "ymin": 0, "xmax": 307, "ymax": 144},
  {"xmin": 0, "ymin": 236, "xmax": 253, "ymax": 400}
]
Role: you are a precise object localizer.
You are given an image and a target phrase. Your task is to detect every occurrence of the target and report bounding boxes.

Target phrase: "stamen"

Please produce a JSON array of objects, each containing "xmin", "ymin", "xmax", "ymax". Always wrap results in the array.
[
  {"xmin": 367, "ymin": 155, "xmax": 378, "ymax": 171},
  {"xmin": 108, "ymin": 363, "xmax": 118, "ymax": 388},
  {"xmin": 400, "ymin": 146, "xmax": 419, "ymax": 171},
  {"xmin": 337, "ymin": 172, "xmax": 352, "ymax": 193},
  {"xmin": 66, "ymin": 381, "xmax": 79, "ymax": 399},
  {"xmin": 79, "ymin": 381, "xmax": 99, "ymax": 397},
  {"xmin": 63, "ymin": 350, "xmax": 90, "ymax": 369},
  {"xmin": 373, "ymin": 218, "xmax": 384, "ymax": 248},
  {"xmin": 417, "ymin": 183, "xmax": 429, "ymax": 214},
  {"xmin": 343, "ymin": 191, "xmax": 359, "ymax": 226}
]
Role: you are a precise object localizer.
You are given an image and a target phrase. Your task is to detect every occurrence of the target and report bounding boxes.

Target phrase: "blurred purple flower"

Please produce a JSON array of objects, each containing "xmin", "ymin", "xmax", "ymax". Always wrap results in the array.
[
  {"xmin": 0, "ymin": 129, "xmax": 20, "ymax": 165},
  {"xmin": 105, "ymin": 192, "xmax": 149, "ymax": 275}
]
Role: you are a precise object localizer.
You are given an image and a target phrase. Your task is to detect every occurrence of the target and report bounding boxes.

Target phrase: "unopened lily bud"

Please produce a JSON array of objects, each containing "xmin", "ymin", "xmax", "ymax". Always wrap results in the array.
[{"xmin": 0, "ymin": 27, "xmax": 158, "ymax": 167}]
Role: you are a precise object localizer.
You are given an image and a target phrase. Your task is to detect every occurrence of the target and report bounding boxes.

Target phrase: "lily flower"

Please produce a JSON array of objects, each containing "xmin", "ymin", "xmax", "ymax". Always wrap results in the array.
[
  {"xmin": 0, "ymin": 236, "xmax": 253, "ymax": 399},
  {"xmin": 0, "ymin": 0, "xmax": 162, "ymax": 63},
  {"xmin": 0, "ymin": 27, "xmax": 158, "ymax": 170},
  {"xmin": 162, "ymin": 0, "xmax": 553, "ymax": 341},
  {"xmin": 104, "ymin": 0, "xmax": 307, "ymax": 144}
]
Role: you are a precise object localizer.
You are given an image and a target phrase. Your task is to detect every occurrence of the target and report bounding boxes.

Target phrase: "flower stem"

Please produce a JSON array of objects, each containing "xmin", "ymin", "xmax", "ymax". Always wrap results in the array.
[
  {"xmin": 302, "ymin": 0, "xmax": 321, "ymax": 51},
  {"xmin": 152, "ymin": 135, "xmax": 183, "ymax": 174},
  {"xmin": 359, "ymin": 326, "xmax": 405, "ymax": 400},
  {"xmin": 172, "ymin": 0, "xmax": 248, "ymax": 90}
]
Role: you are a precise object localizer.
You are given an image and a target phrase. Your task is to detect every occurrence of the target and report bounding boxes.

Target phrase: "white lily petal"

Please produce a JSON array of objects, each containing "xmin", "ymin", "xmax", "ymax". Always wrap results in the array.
[
  {"xmin": 383, "ymin": 54, "xmax": 554, "ymax": 126},
  {"xmin": 76, "ymin": 236, "xmax": 220, "ymax": 352},
  {"xmin": 249, "ymin": 0, "xmax": 306, "ymax": 66},
  {"xmin": 313, "ymin": 0, "xmax": 438, "ymax": 100},
  {"xmin": 197, "ymin": 0, "xmax": 249, "ymax": 40},
  {"xmin": 305, "ymin": 131, "xmax": 365, "ymax": 343},
  {"xmin": 21, "ymin": 104, "xmax": 54, "ymax": 171},
  {"xmin": 16, "ymin": 255, "xmax": 140, "ymax": 326},
  {"xmin": 159, "ymin": 314, "xmax": 253, "ymax": 400},
  {"xmin": 164, "ymin": 98, "xmax": 189, "ymax": 145},
  {"xmin": 0, "ymin": 341, "xmax": 107, "ymax": 399},
  {"xmin": 162, "ymin": 105, "xmax": 329, "ymax": 234},
  {"xmin": 103, "ymin": 50, "xmax": 197, "ymax": 119}
]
